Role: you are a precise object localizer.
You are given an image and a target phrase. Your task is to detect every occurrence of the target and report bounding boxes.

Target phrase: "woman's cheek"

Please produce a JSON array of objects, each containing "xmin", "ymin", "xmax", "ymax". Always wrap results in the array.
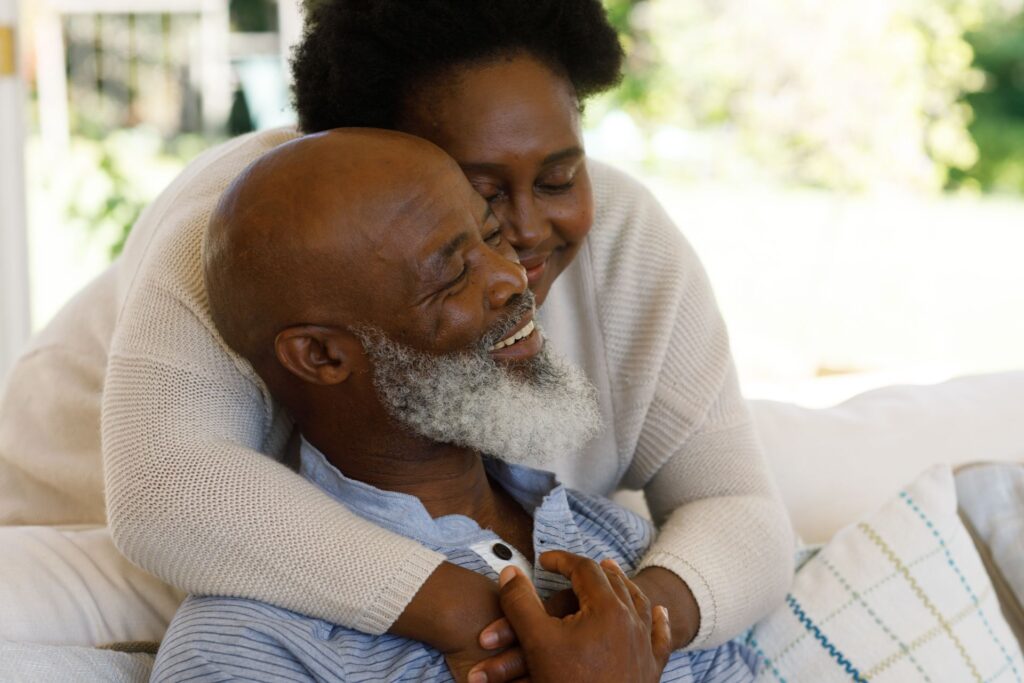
[{"xmin": 552, "ymin": 194, "xmax": 593, "ymax": 250}]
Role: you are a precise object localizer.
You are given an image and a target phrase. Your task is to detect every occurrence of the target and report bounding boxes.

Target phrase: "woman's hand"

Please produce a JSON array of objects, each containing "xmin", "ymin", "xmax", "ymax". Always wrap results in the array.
[
  {"xmin": 488, "ymin": 551, "xmax": 673, "ymax": 683},
  {"xmin": 389, "ymin": 562, "xmax": 507, "ymax": 683},
  {"xmin": 631, "ymin": 566, "xmax": 701, "ymax": 649}
]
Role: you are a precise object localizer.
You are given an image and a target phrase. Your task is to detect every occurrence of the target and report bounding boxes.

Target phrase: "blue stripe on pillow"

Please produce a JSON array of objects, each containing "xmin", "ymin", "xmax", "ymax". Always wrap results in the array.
[{"xmin": 786, "ymin": 594, "xmax": 867, "ymax": 682}]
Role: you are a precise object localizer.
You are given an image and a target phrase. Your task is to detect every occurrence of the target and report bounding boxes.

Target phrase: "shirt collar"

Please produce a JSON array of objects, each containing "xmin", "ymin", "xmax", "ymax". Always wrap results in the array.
[{"xmin": 299, "ymin": 437, "xmax": 568, "ymax": 547}]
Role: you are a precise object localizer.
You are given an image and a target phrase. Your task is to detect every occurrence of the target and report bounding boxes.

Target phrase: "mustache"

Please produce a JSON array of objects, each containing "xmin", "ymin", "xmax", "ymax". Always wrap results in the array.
[{"xmin": 478, "ymin": 289, "xmax": 537, "ymax": 351}]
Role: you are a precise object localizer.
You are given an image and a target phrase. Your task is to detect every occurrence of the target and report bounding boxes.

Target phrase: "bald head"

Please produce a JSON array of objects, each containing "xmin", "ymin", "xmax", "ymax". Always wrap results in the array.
[{"xmin": 204, "ymin": 128, "xmax": 471, "ymax": 374}]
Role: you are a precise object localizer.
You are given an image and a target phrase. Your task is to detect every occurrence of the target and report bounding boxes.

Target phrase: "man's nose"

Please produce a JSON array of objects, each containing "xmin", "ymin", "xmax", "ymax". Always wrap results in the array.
[{"xmin": 483, "ymin": 246, "xmax": 528, "ymax": 310}]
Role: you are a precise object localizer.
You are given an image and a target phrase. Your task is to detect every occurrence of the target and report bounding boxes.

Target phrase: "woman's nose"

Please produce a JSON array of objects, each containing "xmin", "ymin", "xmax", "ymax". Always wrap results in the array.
[{"xmin": 500, "ymin": 198, "xmax": 550, "ymax": 250}]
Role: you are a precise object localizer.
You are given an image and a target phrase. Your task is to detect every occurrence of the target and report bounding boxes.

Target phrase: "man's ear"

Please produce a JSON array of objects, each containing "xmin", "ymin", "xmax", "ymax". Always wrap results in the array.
[{"xmin": 274, "ymin": 325, "xmax": 363, "ymax": 385}]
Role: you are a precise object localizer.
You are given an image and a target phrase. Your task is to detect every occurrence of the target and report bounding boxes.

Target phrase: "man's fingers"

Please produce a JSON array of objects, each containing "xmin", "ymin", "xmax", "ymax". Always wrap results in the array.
[
  {"xmin": 542, "ymin": 588, "xmax": 579, "ymax": 618},
  {"xmin": 538, "ymin": 551, "xmax": 616, "ymax": 610},
  {"xmin": 479, "ymin": 617, "xmax": 516, "ymax": 650},
  {"xmin": 601, "ymin": 559, "xmax": 652, "ymax": 626},
  {"xmin": 468, "ymin": 646, "xmax": 528, "ymax": 683},
  {"xmin": 497, "ymin": 566, "xmax": 549, "ymax": 646},
  {"xmin": 651, "ymin": 605, "xmax": 673, "ymax": 667},
  {"xmin": 598, "ymin": 559, "xmax": 633, "ymax": 607}
]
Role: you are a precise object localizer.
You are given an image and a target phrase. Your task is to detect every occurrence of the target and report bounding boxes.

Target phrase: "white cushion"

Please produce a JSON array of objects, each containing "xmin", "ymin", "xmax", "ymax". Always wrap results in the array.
[
  {"xmin": 0, "ymin": 525, "xmax": 184, "ymax": 647},
  {"xmin": 0, "ymin": 639, "xmax": 152, "ymax": 683},
  {"xmin": 751, "ymin": 372, "xmax": 1024, "ymax": 544},
  {"xmin": 956, "ymin": 463, "xmax": 1024, "ymax": 643},
  {"xmin": 747, "ymin": 465, "xmax": 1024, "ymax": 681}
]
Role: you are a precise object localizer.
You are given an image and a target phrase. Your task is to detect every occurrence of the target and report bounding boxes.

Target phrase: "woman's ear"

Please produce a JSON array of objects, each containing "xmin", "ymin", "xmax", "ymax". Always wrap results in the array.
[{"xmin": 274, "ymin": 326, "xmax": 362, "ymax": 385}]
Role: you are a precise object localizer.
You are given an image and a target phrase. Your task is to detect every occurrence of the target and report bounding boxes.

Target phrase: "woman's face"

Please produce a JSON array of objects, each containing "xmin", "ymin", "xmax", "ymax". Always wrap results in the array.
[{"xmin": 399, "ymin": 53, "xmax": 594, "ymax": 306}]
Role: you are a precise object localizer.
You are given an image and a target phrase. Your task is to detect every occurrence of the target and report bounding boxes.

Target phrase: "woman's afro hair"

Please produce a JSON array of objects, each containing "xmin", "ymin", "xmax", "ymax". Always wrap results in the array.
[{"xmin": 291, "ymin": 0, "xmax": 624, "ymax": 133}]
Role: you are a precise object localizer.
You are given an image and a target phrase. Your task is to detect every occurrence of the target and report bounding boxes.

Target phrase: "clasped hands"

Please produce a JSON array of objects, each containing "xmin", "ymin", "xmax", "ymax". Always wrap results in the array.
[{"xmin": 446, "ymin": 550, "xmax": 675, "ymax": 683}]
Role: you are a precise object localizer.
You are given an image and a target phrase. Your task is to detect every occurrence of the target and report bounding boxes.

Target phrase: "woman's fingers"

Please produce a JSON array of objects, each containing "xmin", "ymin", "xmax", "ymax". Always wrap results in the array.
[
  {"xmin": 468, "ymin": 646, "xmax": 528, "ymax": 683},
  {"xmin": 479, "ymin": 617, "xmax": 516, "ymax": 650}
]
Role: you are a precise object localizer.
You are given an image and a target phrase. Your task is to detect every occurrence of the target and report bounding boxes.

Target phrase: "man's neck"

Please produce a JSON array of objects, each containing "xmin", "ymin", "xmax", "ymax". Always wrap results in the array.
[
  {"xmin": 302, "ymin": 424, "xmax": 509, "ymax": 525},
  {"xmin": 299, "ymin": 407, "xmax": 537, "ymax": 560}
]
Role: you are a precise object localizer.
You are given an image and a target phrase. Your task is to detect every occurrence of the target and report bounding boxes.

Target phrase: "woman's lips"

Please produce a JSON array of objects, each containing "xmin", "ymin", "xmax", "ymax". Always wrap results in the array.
[{"xmin": 519, "ymin": 256, "xmax": 549, "ymax": 286}]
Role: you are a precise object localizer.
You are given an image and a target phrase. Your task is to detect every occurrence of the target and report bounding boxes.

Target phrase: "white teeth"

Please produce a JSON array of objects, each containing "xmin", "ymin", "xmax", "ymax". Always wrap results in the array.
[{"xmin": 489, "ymin": 320, "xmax": 535, "ymax": 351}]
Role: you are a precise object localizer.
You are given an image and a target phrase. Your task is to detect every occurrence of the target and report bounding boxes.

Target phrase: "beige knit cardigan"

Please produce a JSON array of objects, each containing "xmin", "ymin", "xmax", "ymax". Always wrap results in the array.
[{"xmin": 0, "ymin": 128, "xmax": 793, "ymax": 649}]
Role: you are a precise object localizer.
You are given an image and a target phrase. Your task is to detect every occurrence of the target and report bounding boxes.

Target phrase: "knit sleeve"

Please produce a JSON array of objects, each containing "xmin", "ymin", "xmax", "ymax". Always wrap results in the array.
[
  {"xmin": 101, "ymin": 131, "xmax": 445, "ymax": 635},
  {"xmin": 639, "ymin": 365, "xmax": 795, "ymax": 649},
  {"xmin": 585, "ymin": 160, "xmax": 794, "ymax": 649}
]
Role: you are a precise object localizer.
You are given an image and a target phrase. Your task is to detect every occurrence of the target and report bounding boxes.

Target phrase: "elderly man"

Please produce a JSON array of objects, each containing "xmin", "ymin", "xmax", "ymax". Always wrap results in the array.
[{"xmin": 150, "ymin": 129, "xmax": 758, "ymax": 682}]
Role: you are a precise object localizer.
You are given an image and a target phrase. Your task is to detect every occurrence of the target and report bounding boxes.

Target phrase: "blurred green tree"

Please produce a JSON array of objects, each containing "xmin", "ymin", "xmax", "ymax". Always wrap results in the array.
[
  {"xmin": 231, "ymin": 0, "xmax": 278, "ymax": 32},
  {"xmin": 952, "ymin": 12, "xmax": 1024, "ymax": 194},
  {"xmin": 590, "ymin": 0, "xmax": 1013, "ymax": 193}
]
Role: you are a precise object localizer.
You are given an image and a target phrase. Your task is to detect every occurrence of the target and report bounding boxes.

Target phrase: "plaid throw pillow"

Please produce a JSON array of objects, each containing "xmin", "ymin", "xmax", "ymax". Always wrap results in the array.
[{"xmin": 747, "ymin": 466, "xmax": 1024, "ymax": 682}]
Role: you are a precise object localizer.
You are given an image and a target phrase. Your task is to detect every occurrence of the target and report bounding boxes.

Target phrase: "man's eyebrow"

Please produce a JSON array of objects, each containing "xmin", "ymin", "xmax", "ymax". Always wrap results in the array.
[
  {"xmin": 460, "ymin": 146, "xmax": 585, "ymax": 173},
  {"xmin": 425, "ymin": 232, "xmax": 471, "ymax": 280}
]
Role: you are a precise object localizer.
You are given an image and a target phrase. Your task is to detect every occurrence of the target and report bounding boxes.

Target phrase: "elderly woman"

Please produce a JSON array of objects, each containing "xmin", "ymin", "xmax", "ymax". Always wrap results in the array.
[{"xmin": 0, "ymin": 0, "xmax": 793, "ymax": 680}]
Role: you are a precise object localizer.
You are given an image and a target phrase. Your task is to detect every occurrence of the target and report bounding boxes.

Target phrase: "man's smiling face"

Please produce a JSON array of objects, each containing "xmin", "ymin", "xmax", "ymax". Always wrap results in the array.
[
  {"xmin": 340, "ymin": 156, "xmax": 544, "ymax": 365},
  {"xmin": 205, "ymin": 128, "xmax": 601, "ymax": 465},
  {"xmin": 324, "ymin": 137, "xmax": 600, "ymax": 464}
]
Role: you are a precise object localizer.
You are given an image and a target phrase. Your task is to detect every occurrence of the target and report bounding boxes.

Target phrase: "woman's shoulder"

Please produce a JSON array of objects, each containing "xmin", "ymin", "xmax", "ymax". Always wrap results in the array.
[
  {"xmin": 587, "ymin": 158, "xmax": 659, "ymax": 217},
  {"xmin": 119, "ymin": 127, "xmax": 302, "ymax": 277},
  {"xmin": 583, "ymin": 158, "xmax": 703, "ymax": 287}
]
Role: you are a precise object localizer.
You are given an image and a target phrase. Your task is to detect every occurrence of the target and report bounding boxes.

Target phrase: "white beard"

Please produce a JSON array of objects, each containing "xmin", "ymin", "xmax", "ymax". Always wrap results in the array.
[{"xmin": 352, "ymin": 321, "xmax": 602, "ymax": 468}]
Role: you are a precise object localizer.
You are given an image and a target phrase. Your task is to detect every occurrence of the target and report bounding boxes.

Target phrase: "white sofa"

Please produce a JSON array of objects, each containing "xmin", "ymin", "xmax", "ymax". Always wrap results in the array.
[{"xmin": 2, "ymin": 372, "xmax": 1023, "ymax": 680}]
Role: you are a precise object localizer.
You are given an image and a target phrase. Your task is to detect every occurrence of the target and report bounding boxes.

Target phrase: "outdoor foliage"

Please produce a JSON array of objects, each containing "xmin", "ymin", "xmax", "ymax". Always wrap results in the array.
[
  {"xmin": 954, "ymin": 12, "xmax": 1024, "ymax": 193},
  {"xmin": 42, "ymin": 128, "xmax": 206, "ymax": 258},
  {"xmin": 41, "ymin": 0, "xmax": 1024, "ymax": 263},
  {"xmin": 594, "ymin": 0, "xmax": 1024, "ymax": 194}
]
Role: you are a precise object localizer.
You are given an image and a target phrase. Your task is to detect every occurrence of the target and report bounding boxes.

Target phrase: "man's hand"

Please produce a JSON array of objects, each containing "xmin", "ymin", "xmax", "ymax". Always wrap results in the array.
[
  {"xmin": 492, "ymin": 551, "xmax": 673, "ymax": 683},
  {"xmin": 466, "ymin": 587, "xmax": 579, "ymax": 683}
]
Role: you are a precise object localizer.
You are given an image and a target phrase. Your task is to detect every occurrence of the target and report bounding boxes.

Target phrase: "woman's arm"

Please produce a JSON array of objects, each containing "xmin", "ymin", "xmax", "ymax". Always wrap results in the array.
[
  {"xmin": 102, "ymin": 307, "xmax": 445, "ymax": 634},
  {"xmin": 638, "ymin": 365, "xmax": 795, "ymax": 649},
  {"xmin": 100, "ymin": 131, "xmax": 505, "ymax": 668},
  {"xmin": 584, "ymin": 159, "xmax": 795, "ymax": 650}
]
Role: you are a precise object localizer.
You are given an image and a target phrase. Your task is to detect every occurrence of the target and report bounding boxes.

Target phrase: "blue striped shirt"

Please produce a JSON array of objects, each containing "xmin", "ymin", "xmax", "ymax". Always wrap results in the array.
[{"xmin": 152, "ymin": 442, "xmax": 758, "ymax": 682}]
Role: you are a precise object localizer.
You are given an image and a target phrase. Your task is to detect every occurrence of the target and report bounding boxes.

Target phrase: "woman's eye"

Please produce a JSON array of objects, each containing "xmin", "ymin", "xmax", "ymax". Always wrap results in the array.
[
  {"xmin": 485, "ymin": 229, "xmax": 503, "ymax": 246},
  {"xmin": 538, "ymin": 179, "xmax": 575, "ymax": 193},
  {"xmin": 472, "ymin": 183, "xmax": 504, "ymax": 203}
]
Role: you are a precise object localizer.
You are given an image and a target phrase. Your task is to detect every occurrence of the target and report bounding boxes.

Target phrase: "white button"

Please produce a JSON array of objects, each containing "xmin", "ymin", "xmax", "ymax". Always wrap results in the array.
[{"xmin": 469, "ymin": 539, "xmax": 534, "ymax": 580}]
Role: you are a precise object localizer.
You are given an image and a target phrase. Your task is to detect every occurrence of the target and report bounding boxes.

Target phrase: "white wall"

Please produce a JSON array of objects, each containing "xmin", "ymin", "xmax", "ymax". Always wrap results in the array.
[
  {"xmin": 278, "ymin": 0, "xmax": 304, "ymax": 75},
  {"xmin": 0, "ymin": 0, "xmax": 30, "ymax": 384}
]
